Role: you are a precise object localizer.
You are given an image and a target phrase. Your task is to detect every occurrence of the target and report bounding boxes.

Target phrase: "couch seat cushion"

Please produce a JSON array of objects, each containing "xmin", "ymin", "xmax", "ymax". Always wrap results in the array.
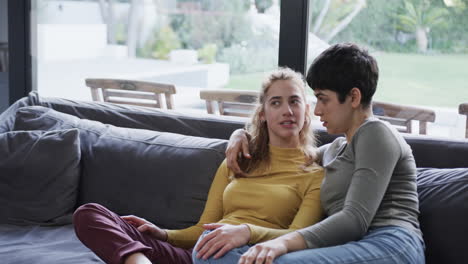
[{"xmin": 0, "ymin": 224, "xmax": 103, "ymax": 263}]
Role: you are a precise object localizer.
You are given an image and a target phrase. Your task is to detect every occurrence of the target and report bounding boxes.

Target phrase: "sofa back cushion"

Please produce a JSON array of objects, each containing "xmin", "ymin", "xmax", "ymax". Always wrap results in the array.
[
  {"xmin": 0, "ymin": 96, "xmax": 33, "ymax": 134},
  {"xmin": 14, "ymin": 106, "xmax": 228, "ymax": 229},
  {"xmin": 417, "ymin": 168, "xmax": 468, "ymax": 264},
  {"xmin": 0, "ymin": 129, "xmax": 81, "ymax": 225},
  {"xmin": 407, "ymin": 136, "xmax": 468, "ymax": 168},
  {"xmin": 37, "ymin": 95, "xmax": 246, "ymax": 139},
  {"xmin": 34, "ymin": 95, "xmax": 468, "ymax": 168}
]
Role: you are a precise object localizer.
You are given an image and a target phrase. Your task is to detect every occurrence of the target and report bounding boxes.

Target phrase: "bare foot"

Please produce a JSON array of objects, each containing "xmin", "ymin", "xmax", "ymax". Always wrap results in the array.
[{"xmin": 124, "ymin": 252, "xmax": 151, "ymax": 264}]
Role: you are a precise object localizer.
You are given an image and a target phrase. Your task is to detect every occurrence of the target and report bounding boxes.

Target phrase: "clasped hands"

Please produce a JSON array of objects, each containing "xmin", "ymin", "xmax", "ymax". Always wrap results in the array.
[
  {"xmin": 194, "ymin": 223, "xmax": 251, "ymax": 260},
  {"xmin": 121, "ymin": 216, "xmax": 263, "ymax": 261},
  {"xmin": 195, "ymin": 223, "xmax": 290, "ymax": 264},
  {"xmin": 121, "ymin": 215, "xmax": 255, "ymax": 261},
  {"xmin": 121, "ymin": 215, "xmax": 288, "ymax": 264}
]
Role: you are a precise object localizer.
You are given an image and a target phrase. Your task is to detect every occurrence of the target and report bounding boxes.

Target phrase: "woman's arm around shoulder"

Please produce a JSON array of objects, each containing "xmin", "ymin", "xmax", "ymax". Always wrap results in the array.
[{"xmin": 225, "ymin": 129, "xmax": 251, "ymax": 175}]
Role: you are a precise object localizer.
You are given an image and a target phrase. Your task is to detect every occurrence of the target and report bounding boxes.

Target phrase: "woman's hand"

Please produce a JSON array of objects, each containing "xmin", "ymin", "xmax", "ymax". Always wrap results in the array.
[
  {"xmin": 226, "ymin": 129, "xmax": 251, "ymax": 176},
  {"xmin": 238, "ymin": 239, "xmax": 287, "ymax": 264},
  {"xmin": 195, "ymin": 223, "xmax": 251, "ymax": 260},
  {"xmin": 238, "ymin": 232, "xmax": 306, "ymax": 264},
  {"xmin": 121, "ymin": 215, "xmax": 167, "ymax": 241}
]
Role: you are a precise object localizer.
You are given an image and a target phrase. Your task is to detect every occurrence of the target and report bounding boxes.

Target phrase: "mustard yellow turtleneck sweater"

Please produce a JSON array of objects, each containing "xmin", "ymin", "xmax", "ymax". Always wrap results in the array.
[{"xmin": 165, "ymin": 145, "xmax": 324, "ymax": 249}]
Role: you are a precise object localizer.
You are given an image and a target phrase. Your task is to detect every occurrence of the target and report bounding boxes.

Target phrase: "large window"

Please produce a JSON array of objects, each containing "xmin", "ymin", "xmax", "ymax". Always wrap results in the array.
[
  {"xmin": 307, "ymin": 0, "xmax": 468, "ymax": 139},
  {"xmin": 31, "ymin": 0, "xmax": 280, "ymax": 113},
  {"xmin": 28, "ymin": 0, "xmax": 468, "ymax": 140}
]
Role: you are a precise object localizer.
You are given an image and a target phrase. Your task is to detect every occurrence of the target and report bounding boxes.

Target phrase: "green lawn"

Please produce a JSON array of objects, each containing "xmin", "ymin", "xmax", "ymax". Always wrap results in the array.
[
  {"xmin": 225, "ymin": 72, "xmax": 266, "ymax": 91},
  {"xmin": 225, "ymin": 53, "xmax": 468, "ymax": 108}
]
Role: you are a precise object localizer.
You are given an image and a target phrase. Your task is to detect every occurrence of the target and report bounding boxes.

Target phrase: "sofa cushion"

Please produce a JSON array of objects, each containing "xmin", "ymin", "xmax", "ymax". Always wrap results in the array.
[
  {"xmin": 0, "ymin": 224, "xmax": 103, "ymax": 263},
  {"xmin": 13, "ymin": 106, "xmax": 228, "ymax": 229},
  {"xmin": 0, "ymin": 96, "xmax": 33, "ymax": 134},
  {"xmin": 36, "ymin": 94, "xmax": 246, "ymax": 139},
  {"xmin": 0, "ymin": 129, "xmax": 81, "ymax": 225},
  {"xmin": 407, "ymin": 136, "xmax": 468, "ymax": 168},
  {"xmin": 417, "ymin": 168, "xmax": 468, "ymax": 264},
  {"xmin": 26, "ymin": 92, "xmax": 468, "ymax": 167}
]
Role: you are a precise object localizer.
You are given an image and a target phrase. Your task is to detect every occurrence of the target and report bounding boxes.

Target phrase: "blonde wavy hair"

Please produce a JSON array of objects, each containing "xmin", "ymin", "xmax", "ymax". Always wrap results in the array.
[{"xmin": 237, "ymin": 67, "xmax": 317, "ymax": 176}]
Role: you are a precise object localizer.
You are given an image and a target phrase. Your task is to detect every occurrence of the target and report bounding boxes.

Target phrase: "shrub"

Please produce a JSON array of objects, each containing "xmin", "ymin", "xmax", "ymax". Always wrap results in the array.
[
  {"xmin": 139, "ymin": 26, "xmax": 182, "ymax": 60},
  {"xmin": 198, "ymin": 43, "xmax": 218, "ymax": 63},
  {"xmin": 218, "ymin": 27, "xmax": 278, "ymax": 74}
]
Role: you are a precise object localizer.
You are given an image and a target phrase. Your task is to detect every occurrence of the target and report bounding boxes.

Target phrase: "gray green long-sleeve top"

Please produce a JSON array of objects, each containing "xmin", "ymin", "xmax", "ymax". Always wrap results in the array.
[{"xmin": 298, "ymin": 118, "xmax": 422, "ymax": 248}]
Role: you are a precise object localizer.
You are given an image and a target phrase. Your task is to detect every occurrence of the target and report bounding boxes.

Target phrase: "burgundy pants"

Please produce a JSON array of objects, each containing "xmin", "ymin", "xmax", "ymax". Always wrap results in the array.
[{"xmin": 73, "ymin": 203, "xmax": 193, "ymax": 264}]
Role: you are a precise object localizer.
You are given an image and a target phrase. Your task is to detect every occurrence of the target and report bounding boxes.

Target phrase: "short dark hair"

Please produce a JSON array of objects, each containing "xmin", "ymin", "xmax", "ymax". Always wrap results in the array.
[{"xmin": 306, "ymin": 43, "xmax": 379, "ymax": 108}]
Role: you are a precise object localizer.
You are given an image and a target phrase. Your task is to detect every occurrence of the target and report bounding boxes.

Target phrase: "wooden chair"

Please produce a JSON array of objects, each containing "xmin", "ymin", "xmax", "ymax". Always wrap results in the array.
[
  {"xmin": 372, "ymin": 101, "xmax": 436, "ymax": 135},
  {"xmin": 199, "ymin": 89, "xmax": 436, "ymax": 134},
  {"xmin": 459, "ymin": 102, "xmax": 468, "ymax": 138},
  {"xmin": 85, "ymin": 78, "xmax": 176, "ymax": 109},
  {"xmin": 199, "ymin": 90, "xmax": 259, "ymax": 117}
]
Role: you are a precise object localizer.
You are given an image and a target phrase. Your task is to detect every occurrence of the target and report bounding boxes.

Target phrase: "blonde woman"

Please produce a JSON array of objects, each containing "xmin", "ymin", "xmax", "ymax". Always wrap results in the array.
[{"xmin": 74, "ymin": 67, "xmax": 324, "ymax": 264}]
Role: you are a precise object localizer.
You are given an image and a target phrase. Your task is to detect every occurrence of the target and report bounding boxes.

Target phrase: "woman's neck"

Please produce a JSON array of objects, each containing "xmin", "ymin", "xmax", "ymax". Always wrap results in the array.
[
  {"xmin": 345, "ymin": 107, "xmax": 373, "ymax": 143},
  {"xmin": 269, "ymin": 138, "xmax": 300, "ymax": 149}
]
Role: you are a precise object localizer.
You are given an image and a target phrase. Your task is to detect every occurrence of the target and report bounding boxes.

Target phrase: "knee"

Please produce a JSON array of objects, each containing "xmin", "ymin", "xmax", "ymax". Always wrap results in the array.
[
  {"xmin": 192, "ymin": 245, "xmax": 246, "ymax": 264},
  {"xmin": 73, "ymin": 203, "xmax": 103, "ymax": 223},
  {"xmin": 192, "ymin": 257, "xmax": 209, "ymax": 264},
  {"xmin": 73, "ymin": 203, "xmax": 107, "ymax": 235},
  {"xmin": 192, "ymin": 253, "xmax": 242, "ymax": 264},
  {"xmin": 191, "ymin": 248, "xmax": 202, "ymax": 263},
  {"xmin": 191, "ymin": 248, "xmax": 210, "ymax": 264},
  {"xmin": 192, "ymin": 254, "xmax": 216, "ymax": 264},
  {"xmin": 192, "ymin": 231, "xmax": 212, "ymax": 263}
]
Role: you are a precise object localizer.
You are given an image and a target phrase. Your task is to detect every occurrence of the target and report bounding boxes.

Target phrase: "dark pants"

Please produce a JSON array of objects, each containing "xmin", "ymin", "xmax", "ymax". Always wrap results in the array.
[{"xmin": 73, "ymin": 203, "xmax": 192, "ymax": 264}]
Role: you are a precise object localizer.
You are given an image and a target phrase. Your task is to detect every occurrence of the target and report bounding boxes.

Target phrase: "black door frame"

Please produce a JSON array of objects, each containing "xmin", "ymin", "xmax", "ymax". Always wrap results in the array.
[
  {"xmin": 279, "ymin": 0, "xmax": 309, "ymax": 75},
  {"xmin": 8, "ymin": 0, "xmax": 32, "ymax": 105}
]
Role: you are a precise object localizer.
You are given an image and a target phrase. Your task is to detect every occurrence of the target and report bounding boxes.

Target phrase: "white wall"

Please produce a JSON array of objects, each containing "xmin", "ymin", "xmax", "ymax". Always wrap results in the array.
[
  {"xmin": 37, "ymin": 0, "xmax": 153, "ymax": 47},
  {"xmin": 0, "ymin": 0, "xmax": 8, "ymax": 42},
  {"xmin": 37, "ymin": 24, "xmax": 107, "ymax": 62}
]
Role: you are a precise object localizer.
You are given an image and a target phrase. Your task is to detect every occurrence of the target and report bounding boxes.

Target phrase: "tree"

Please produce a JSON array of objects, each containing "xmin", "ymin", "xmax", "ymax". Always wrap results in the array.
[
  {"xmin": 169, "ymin": 0, "xmax": 253, "ymax": 50},
  {"xmin": 126, "ymin": 0, "xmax": 144, "ymax": 57},
  {"xmin": 96, "ymin": 0, "xmax": 144, "ymax": 57},
  {"xmin": 395, "ymin": 0, "xmax": 449, "ymax": 52},
  {"xmin": 98, "ymin": 0, "xmax": 117, "ymax": 44},
  {"xmin": 310, "ymin": 0, "xmax": 367, "ymax": 43},
  {"xmin": 324, "ymin": 0, "xmax": 366, "ymax": 42},
  {"xmin": 255, "ymin": 0, "xmax": 273, "ymax": 13}
]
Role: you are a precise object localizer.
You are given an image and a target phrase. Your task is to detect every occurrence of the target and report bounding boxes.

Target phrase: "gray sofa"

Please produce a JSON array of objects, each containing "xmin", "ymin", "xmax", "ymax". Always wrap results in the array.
[{"xmin": 0, "ymin": 92, "xmax": 467, "ymax": 264}]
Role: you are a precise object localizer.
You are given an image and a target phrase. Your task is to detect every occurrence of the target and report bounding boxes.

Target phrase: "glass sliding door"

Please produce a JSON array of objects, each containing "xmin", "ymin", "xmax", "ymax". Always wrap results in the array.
[
  {"xmin": 30, "ymin": 0, "xmax": 281, "ymax": 114},
  {"xmin": 307, "ymin": 0, "xmax": 468, "ymax": 140}
]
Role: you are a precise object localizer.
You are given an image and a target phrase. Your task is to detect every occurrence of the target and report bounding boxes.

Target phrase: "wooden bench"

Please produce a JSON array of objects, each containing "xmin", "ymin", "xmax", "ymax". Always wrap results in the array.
[
  {"xmin": 459, "ymin": 103, "xmax": 468, "ymax": 138},
  {"xmin": 85, "ymin": 78, "xmax": 176, "ymax": 109},
  {"xmin": 200, "ymin": 89, "xmax": 436, "ymax": 135},
  {"xmin": 199, "ymin": 90, "xmax": 259, "ymax": 117},
  {"xmin": 372, "ymin": 101, "xmax": 435, "ymax": 135}
]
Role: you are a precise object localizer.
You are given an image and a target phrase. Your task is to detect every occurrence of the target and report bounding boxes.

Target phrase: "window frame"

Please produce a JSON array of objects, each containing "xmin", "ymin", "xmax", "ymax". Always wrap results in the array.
[{"xmin": 7, "ymin": 0, "xmax": 32, "ymax": 105}]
